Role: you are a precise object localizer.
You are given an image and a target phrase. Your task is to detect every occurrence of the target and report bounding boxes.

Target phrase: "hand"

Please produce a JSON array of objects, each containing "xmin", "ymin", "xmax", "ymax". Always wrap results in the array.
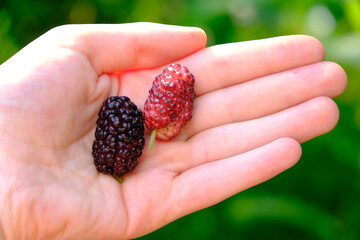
[{"xmin": 0, "ymin": 23, "xmax": 347, "ymax": 239}]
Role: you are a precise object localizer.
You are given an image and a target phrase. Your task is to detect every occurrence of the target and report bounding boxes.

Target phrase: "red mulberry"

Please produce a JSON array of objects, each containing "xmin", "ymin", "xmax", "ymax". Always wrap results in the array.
[{"xmin": 144, "ymin": 64, "xmax": 195, "ymax": 149}]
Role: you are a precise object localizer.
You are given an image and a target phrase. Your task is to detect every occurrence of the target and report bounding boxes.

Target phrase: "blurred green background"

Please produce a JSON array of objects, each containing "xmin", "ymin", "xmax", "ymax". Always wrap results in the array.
[{"xmin": 1, "ymin": 0, "xmax": 359, "ymax": 239}]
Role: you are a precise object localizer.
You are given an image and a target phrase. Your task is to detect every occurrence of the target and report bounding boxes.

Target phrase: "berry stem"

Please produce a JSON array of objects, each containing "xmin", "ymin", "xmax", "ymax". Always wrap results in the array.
[
  {"xmin": 149, "ymin": 129, "xmax": 157, "ymax": 150},
  {"xmin": 113, "ymin": 174, "xmax": 124, "ymax": 183}
]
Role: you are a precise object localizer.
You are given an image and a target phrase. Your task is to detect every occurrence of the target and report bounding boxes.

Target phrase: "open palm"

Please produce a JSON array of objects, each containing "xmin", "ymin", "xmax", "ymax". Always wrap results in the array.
[{"xmin": 0, "ymin": 23, "xmax": 346, "ymax": 240}]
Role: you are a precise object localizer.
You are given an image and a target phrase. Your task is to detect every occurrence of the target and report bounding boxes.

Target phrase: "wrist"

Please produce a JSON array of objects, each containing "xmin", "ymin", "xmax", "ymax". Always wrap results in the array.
[{"xmin": 0, "ymin": 216, "xmax": 4, "ymax": 240}]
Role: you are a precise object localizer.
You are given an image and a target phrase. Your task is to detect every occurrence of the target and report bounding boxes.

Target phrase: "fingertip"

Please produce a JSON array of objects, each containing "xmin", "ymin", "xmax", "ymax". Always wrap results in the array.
[
  {"xmin": 293, "ymin": 35, "xmax": 325, "ymax": 61},
  {"xmin": 178, "ymin": 25, "xmax": 207, "ymax": 56},
  {"xmin": 318, "ymin": 96, "xmax": 340, "ymax": 132},
  {"xmin": 304, "ymin": 35, "xmax": 325, "ymax": 61},
  {"xmin": 298, "ymin": 96, "xmax": 340, "ymax": 142},
  {"xmin": 322, "ymin": 61, "xmax": 348, "ymax": 97},
  {"xmin": 277, "ymin": 35, "xmax": 325, "ymax": 63},
  {"xmin": 273, "ymin": 137, "xmax": 302, "ymax": 169},
  {"xmin": 191, "ymin": 27, "xmax": 207, "ymax": 48}
]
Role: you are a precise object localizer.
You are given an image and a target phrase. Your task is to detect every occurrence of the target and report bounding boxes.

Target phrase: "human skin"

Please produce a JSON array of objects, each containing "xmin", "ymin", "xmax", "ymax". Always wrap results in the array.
[{"xmin": 0, "ymin": 23, "xmax": 347, "ymax": 239}]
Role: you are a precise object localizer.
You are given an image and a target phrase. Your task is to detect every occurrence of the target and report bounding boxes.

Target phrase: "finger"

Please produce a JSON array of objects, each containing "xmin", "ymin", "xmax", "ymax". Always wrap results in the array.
[
  {"xmin": 115, "ymin": 34, "xmax": 323, "ymax": 106},
  {"xmin": 180, "ymin": 35, "xmax": 325, "ymax": 95},
  {"xmin": 182, "ymin": 96, "xmax": 338, "ymax": 172},
  {"xmin": 42, "ymin": 23, "xmax": 207, "ymax": 74},
  {"xmin": 168, "ymin": 137, "xmax": 301, "ymax": 221},
  {"xmin": 182, "ymin": 61, "xmax": 347, "ymax": 137}
]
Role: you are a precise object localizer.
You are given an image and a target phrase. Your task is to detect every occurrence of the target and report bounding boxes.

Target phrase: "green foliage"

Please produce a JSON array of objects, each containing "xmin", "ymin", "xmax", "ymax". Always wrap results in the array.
[{"xmin": 1, "ymin": 0, "xmax": 359, "ymax": 239}]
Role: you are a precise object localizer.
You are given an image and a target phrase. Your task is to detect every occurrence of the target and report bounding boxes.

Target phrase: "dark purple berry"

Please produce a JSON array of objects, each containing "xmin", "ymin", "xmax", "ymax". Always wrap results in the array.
[{"xmin": 92, "ymin": 96, "xmax": 145, "ymax": 176}]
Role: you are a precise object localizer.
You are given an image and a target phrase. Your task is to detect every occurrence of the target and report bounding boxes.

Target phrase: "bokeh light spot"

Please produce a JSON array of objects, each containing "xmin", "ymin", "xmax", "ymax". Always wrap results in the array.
[{"xmin": 306, "ymin": 5, "xmax": 336, "ymax": 38}]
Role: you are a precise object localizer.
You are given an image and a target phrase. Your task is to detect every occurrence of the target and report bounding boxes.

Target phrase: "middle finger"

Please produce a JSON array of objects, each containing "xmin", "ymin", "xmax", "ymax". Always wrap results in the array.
[{"xmin": 181, "ymin": 61, "xmax": 346, "ymax": 139}]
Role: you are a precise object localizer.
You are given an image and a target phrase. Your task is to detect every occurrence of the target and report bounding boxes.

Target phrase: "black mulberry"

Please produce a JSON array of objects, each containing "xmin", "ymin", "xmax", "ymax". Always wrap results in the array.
[{"xmin": 92, "ymin": 96, "xmax": 145, "ymax": 176}]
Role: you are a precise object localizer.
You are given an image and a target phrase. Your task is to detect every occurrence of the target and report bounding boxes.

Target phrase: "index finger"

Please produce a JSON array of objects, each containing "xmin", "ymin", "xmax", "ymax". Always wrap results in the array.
[
  {"xmin": 42, "ymin": 23, "xmax": 207, "ymax": 74},
  {"xmin": 180, "ymin": 35, "xmax": 325, "ymax": 95}
]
